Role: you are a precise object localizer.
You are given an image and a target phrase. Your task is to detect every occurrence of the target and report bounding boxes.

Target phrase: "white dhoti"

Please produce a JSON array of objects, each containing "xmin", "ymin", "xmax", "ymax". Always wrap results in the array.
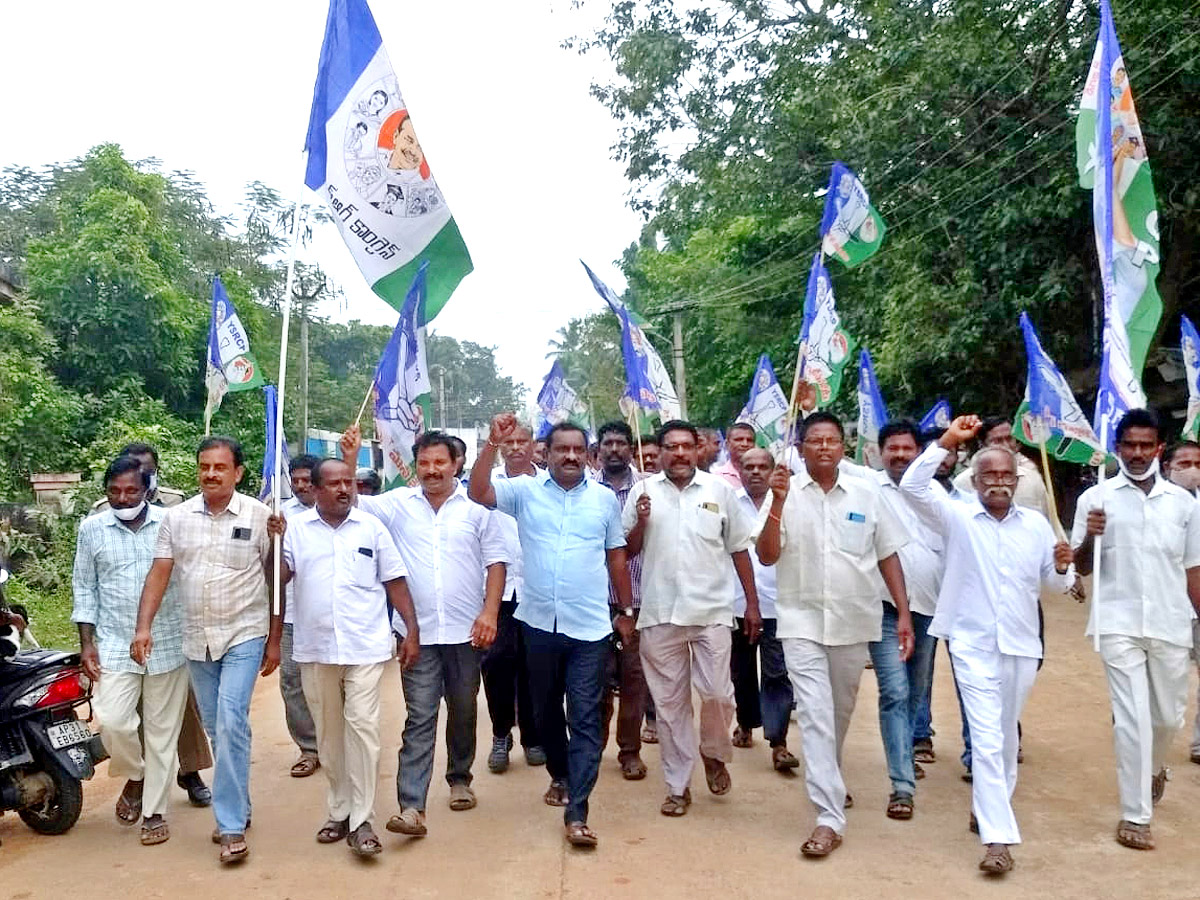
[
  {"xmin": 1099, "ymin": 634, "xmax": 1190, "ymax": 824},
  {"xmin": 781, "ymin": 638, "xmax": 868, "ymax": 835},
  {"xmin": 949, "ymin": 642, "xmax": 1037, "ymax": 846}
]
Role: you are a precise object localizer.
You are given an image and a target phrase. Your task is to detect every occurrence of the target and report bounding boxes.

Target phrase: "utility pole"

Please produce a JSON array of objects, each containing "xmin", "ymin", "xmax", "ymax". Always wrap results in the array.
[{"xmin": 672, "ymin": 310, "xmax": 688, "ymax": 419}]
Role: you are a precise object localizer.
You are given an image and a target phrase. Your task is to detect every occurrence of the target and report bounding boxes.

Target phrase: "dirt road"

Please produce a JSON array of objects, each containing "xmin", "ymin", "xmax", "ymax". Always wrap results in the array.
[{"xmin": 3, "ymin": 598, "xmax": 1199, "ymax": 899}]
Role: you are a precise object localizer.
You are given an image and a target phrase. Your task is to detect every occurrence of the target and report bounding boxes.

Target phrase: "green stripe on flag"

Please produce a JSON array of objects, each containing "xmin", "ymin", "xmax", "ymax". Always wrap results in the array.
[{"xmin": 372, "ymin": 220, "xmax": 473, "ymax": 322}]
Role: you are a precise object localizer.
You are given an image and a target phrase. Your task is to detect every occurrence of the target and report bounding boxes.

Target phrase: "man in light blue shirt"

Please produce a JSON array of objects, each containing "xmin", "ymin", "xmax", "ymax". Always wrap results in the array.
[{"xmin": 469, "ymin": 414, "xmax": 635, "ymax": 850}]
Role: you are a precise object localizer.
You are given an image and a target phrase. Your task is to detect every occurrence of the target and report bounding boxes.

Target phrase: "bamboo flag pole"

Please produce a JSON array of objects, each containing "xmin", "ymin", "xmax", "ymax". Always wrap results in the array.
[
  {"xmin": 271, "ymin": 191, "xmax": 306, "ymax": 618},
  {"xmin": 781, "ymin": 249, "xmax": 826, "ymax": 462},
  {"xmin": 1091, "ymin": 465, "xmax": 1106, "ymax": 652},
  {"xmin": 354, "ymin": 380, "xmax": 374, "ymax": 428},
  {"xmin": 1037, "ymin": 440, "xmax": 1067, "ymax": 541},
  {"xmin": 626, "ymin": 403, "xmax": 644, "ymax": 465}
]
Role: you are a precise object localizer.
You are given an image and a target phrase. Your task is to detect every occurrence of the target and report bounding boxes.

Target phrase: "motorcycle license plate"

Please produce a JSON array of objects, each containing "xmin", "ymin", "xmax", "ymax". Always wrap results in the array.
[{"xmin": 47, "ymin": 720, "xmax": 93, "ymax": 749}]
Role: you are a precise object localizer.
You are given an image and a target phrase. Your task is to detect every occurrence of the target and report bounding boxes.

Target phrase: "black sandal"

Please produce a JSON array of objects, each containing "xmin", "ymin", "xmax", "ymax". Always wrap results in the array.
[{"xmin": 316, "ymin": 818, "xmax": 350, "ymax": 844}]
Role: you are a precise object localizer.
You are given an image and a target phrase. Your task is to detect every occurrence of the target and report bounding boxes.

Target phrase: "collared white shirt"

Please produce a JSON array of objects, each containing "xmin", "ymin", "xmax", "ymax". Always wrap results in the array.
[
  {"xmin": 282, "ymin": 507, "xmax": 406, "ymax": 665},
  {"xmin": 281, "ymin": 496, "xmax": 314, "ymax": 626},
  {"xmin": 875, "ymin": 469, "xmax": 944, "ymax": 617},
  {"xmin": 734, "ymin": 489, "xmax": 777, "ymax": 619},
  {"xmin": 624, "ymin": 469, "xmax": 754, "ymax": 629},
  {"xmin": 753, "ymin": 468, "xmax": 908, "ymax": 645},
  {"xmin": 153, "ymin": 492, "xmax": 272, "ymax": 661},
  {"xmin": 901, "ymin": 444, "xmax": 1072, "ymax": 658},
  {"xmin": 491, "ymin": 467, "xmax": 548, "ymax": 601},
  {"xmin": 1072, "ymin": 473, "xmax": 1200, "ymax": 648},
  {"xmin": 360, "ymin": 485, "xmax": 507, "ymax": 645}
]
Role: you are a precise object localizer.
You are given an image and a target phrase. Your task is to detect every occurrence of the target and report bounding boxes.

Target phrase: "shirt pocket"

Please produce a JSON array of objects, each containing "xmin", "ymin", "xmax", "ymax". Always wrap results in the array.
[
  {"xmin": 693, "ymin": 507, "xmax": 725, "ymax": 544},
  {"xmin": 835, "ymin": 515, "xmax": 872, "ymax": 556},
  {"xmin": 350, "ymin": 547, "xmax": 378, "ymax": 588},
  {"xmin": 223, "ymin": 537, "xmax": 258, "ymax": 570}
]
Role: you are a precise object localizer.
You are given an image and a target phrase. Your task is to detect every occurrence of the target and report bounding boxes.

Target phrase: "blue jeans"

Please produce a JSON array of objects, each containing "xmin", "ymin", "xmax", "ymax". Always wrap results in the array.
[
  {"xmin": 522, "ymin": 624, "xmax": 608, "ymax": 825},
  {"xmin": 397, "ymin": 643, "xmax": 481, "ymax": 811},
  {"xmin": 188, "ymin": 637, "xmax": 265, "ymax": 836},
  {"xmin": 913, "ymin": 637, "xmax": 936, "ymax": 743},
  {"xmin": 868, "ymin": 607, "xmax": 936, "ymax": 797}
]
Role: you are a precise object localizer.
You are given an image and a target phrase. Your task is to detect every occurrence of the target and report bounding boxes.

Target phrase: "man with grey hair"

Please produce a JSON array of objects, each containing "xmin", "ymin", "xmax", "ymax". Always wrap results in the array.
[{"xmin": 901, "ymin": 415, "xmax": 1073, "ymax": 876}]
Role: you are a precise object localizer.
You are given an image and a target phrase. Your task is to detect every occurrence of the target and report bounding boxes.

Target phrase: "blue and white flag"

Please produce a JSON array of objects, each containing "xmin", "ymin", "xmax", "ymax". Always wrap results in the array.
[
  {"xmin": 535, "ymin": 360, "xmax": 589, "ymax": 440},
  {"xmin": 798, "ymin": 253, "xmax": 857, "ymax": 407},
  {"xmin": 1016, "ymin": 313, "xmax": 1105, "ymax": 465},
  {"xmin": 374, "ymin": 264, "xmax": 430, "ymax": 489},
  {"xmin": 204, "ymin": 276, "xmax": 263, "ymax": 434},
  {"xmin": 855, "ymin": 349, "xmax": 888, "ymax": 469},
  {"xmin": 819, "ymin": 163, "xmax": 886, "ymax": 268},
  {"xmin": 918, "ymin": 400, "xmax": 951, "ymax": 433},
  {"xmin": 581, "ymin": 261, "xmax": 680, "ymax": 419},
  {"xmin": 259, "ymin": 385, "xmax": 291, "ymax": 502},
  {"xmin": 304, "ymin": 0, "xmax": 471, "ymax": 322},
  {"xmin": 1181, "ymin": 315, "xmax": 1200, "ymax": 441},
  {"xmin": 737, "ymin": 355, "xmax": 789, "ymax": 455}
]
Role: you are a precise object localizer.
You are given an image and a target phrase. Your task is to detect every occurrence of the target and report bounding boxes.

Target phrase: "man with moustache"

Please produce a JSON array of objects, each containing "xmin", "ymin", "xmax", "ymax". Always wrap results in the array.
[
  {"xmin": 624, "ymin": 420, "xmax": 760, "ymax": 817},
  {"xmin": 339, "ymin": 428, "xmax": 506, "ymax": 836},
  {"xmin": 482, "ymin": 421, "xmax": 547, "ymax": 773},
  {"xmin": 712, "ymin": 423, "xmax": 758, "ymax": 490},
  {"xmin": 756, "ymin": 412, "xmax": 912, "ymax": 859},
  {"xmin": 132, "ymin": 436, "xmax": 283, "ymax": 865},
  {"xmin": 728, "ymin": 448, "xmax": 797, "ymax": 771},
  {"xmin": 867, "ymin": 420, "xmax": 945, "ymax": 820},
  {"xmin": 469, "ymin": 416, "xmax": 635, "ymax": 848},
  {"xmin": 73, "ymin": 456, "xmax": 190, "ymax": 846},
  {"xmin": 279, "ymin": 455, "xmax": 322, "ymax": 779},
  {"xmin": 902, "ymin": 416, "xmax": 1073, "ymax": 875},
  {"xmin": 637, "ymin": 435, "xmax": 662, "ymax": 475},
  {"xmin": 595, "ymin": 421, "xmax": 650, "ymax": 780},
  {"xmin": 1073, "ymin": 410, "xmax": 1200, "ymax": 852},
  {"xmin": 280, "ymin": 458, "xmax": 420, "ymax": 856}
]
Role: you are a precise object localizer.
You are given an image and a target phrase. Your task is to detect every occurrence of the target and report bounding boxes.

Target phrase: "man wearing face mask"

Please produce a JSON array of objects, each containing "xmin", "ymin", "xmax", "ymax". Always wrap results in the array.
[
  {"xmin": 73, "ymin": 456, "xmax": 191, "ymax": 846},
  {"xmin": 89, "ymin": 442, "xmax": 212, "ymax": 808},
  {"xmin": 1163, "ymin": 441, "xmax": 1200, "ymax": 767},
  {"xmin": 1072, "ymin": 409, "xmax": 1200, "ymax": 852},
  {"xmin": 902, "ymin": 416, "xmax": 1074, "ymax": 876}
]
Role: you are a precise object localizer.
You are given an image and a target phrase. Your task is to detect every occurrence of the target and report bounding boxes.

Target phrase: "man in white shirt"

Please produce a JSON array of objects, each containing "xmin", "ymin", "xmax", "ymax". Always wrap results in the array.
[
  {"xmin": 901, "ymin": 415, "xmax": 1073, "ymax": 876},
  {"xmin": 482, "ymin": 423, "xmax": 546, "ymax": 774},
  {"xmin": 1161, "ymin": 440, "xmax": 1200, "ymax": 767},
  {"xmin": 624, "ymin": 420, "xmax": 761, "ymax": 818},
  {"xmin": 729, "ymin": 448, "xmax": 797, "ymax": 772},
  {"xmin": 867, "ymin": 420, "xmax": 945, "ymax": 821},
  {"xmin": 340, "ymin": 427, "xmax": 507, "ymax": 837},
  {"xmin": 279, "ymin": 455, "xmax": 321, "ymax": 779},
  {"xmin": 280, "ymin": 458, "xmax": 419, "ymax": 857},
  {"xmin": 756, "ymin": 411, "xmax": 912, "ymax": 859},
  {"xmin": 1071, "ymin": 409, "xmax": 1200, "ymax": 852},
  {"xmin": 952, "ymin": 418, "xmax": 1051, "ymax": 519}
]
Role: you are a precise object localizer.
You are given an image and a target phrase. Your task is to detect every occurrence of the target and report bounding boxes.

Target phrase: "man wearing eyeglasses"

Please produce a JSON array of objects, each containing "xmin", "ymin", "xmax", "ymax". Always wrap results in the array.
[
  {"xmin": 900, "ymin": 415, "xmax": 1073, "ymax": 876},
  {"xmin": 755, "ymin": 411, "xmax": 912, "ymax": 860},
  {"xmin": 1072, "ymin": 409, "xmax": 1200, "ymax": 853}
]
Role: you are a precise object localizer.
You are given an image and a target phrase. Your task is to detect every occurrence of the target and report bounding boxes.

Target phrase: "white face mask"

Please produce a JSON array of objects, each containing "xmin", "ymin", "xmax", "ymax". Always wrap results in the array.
[
  {"xmin": 1117, "ymin": 456, "xmax": 1159, "ymax": 483},
  {"xmin": 1169, "ymin": 467, "xmax": 1200, "ymax": 492},
  {"xmin": 112, "ymin": 500, "xmax": 147, "ymax": 522}
]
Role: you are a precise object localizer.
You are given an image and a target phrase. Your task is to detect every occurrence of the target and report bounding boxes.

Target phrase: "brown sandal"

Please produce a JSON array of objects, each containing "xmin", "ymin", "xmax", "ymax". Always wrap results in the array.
[
  {"xmin": 543, "ymin": 780, "xmax": 569, "ymax": 807},
  {"xmin": 565, "ymin": 821, "xmax": 598, "ymax": 847},
  {"xmin": 348, "ymin": 823, "xmax": 382, "ymax": 857},
  {"xmin": 660, "ymin": 790, "xmax": 692, "ymax": 817},
  {"xmin": 115, "ymin": 780, "xmax": 143, "ymax": 825},
  {"xmin": 800, "ymin": 825, "xmax": 843, "ymax": 858},
  {"xmin": 139, "ymin": 815, "xmax": 169, "ymax": 846},
  {"xmin": 1151, "ymin": 768, "xmax": 1168, "ymax": 805},
  {"xmin": 979, "ymin": 843, "xmax": 1013, "ymax": 875},
  {"xmin": 620, "ymin": 757, "xmax": 647, "ymax": 781},
  {"xmin": 886, "ymin": 792, "xmax": 914, "ymax": 820},
  {"xmin": 1116, "ymin": 820, "xmax": 1155, "ymax": 850},
  {"xmin": 731, "ymin": 727, "xmax": 753, "ymax": 748},
  {"xmin": 702, "ymin": 755, "xmax": 731, "ymax": 795},
  {"xmin": 316, "ymin": 818, "xmax": 350, "ymax": 844},
  {"xmin": 290, "ymin": 754, "xmax": 320, "ymax": 778},
  {"xmin": 218, "ymin": 835, "xmax": 249, "ymax": 864}
]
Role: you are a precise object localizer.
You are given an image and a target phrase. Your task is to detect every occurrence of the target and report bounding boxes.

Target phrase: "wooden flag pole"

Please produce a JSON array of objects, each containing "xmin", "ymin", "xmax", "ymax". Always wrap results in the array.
[
  {"xmin": 1037, "ymin": 440, "xmax": 1067, "ymax": 541},
  {"xmin": 627, "ymin": 404, "xmax": 644, "ymax": 465},
  {"xmin": 271, "ymin": 189, "xmax": 306, "ymax": 618},
  {"xmin": 354, "ymin": 381, "xmax": 374, "ymax": 428}
]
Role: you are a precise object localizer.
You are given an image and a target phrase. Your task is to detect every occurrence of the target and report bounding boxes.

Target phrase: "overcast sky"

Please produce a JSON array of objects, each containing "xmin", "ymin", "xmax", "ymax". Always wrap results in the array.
[{"xmin": 2, "ymin": 0, "xmax": 644, "ymax": 398}]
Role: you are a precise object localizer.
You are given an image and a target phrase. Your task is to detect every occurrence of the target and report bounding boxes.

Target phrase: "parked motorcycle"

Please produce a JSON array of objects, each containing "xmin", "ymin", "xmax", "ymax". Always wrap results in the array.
[{"xmin": 0, "ymin": 566, "xmax": 108, "ymax": 835}]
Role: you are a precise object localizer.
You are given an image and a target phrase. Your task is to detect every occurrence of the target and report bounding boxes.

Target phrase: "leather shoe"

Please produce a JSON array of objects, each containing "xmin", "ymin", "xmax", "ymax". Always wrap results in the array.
[{"xmin": 177, "ymin": 771, "xmax": 212, "ymax": 807}]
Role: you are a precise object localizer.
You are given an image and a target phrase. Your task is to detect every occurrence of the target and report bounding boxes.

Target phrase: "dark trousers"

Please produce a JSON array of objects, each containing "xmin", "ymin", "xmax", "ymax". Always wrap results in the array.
[
  {"xmin": 602, "ymin": 609, "xmax": 647, "ymax": 763},
  {"xmin": 731, "ymin": 618, "xmax": 792, "ymax": 746},
  {"xmin": 481, "ymin": 600, "xmax": 538, "ymax": 746},
  {"xmin": 397, "ymin": 642, "xmax": 481, "ymax": 811},
  {"xmin": 522, "ymin": 623, "xmax": 608, "ymax": 824}
]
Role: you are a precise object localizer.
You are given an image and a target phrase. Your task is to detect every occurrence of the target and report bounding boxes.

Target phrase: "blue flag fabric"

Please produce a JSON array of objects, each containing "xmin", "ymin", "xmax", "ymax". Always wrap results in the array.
[
  {"xmin": 374, "ymin": 264, "xmax": 431, "ymax": 487},
  {"xmin": 581, "ymin": 261, "xmax": 660, "ymax": 411},
  {"xmin": 918, "ymin": 400, "xmax": 951, "ymax": 433},
  {"xmin": 535, "ymin": 360, "xmax": 583, "ymax": 440},
  {"xmin": 259, "ymin": 385, "xmax": 290, "ymax": 502},
  {"xmin": 1019, "ymin": 313, "xmax": 1104, "ymax": 455},
  {"xmin": 737, "ymin": 355, "xmax": 790, "ymax": 454},
  {"xmin": 1182, "ymin": 315, "xmax": 1200, "ymax": 441},
  {"xmin": 855, "ymin": 350, "xmax": 888, "ymax": 468}
]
